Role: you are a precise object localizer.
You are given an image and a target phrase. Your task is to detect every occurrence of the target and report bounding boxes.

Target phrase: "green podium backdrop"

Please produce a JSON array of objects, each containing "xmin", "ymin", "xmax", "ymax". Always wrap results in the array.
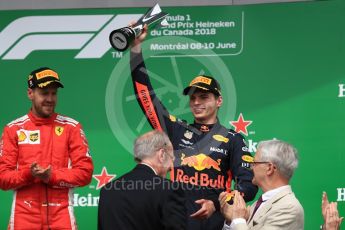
[{"xmin": 1, "ymin": 1, "xmax": 344, "ymax": 229}]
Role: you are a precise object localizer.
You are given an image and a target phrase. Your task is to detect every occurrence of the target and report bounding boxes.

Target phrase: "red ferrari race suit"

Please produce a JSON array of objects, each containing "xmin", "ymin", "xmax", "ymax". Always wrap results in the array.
[
  {"xmin": 0, "ymin": 111, "xmax": 94, "ymax": 230},
  {"xmin": 130, "ymin": 52, "xmax": 258, "ymax": 230}
]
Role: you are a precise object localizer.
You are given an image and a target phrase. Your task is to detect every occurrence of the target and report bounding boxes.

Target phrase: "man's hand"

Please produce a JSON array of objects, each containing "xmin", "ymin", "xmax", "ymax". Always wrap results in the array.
[
  {"xmin": 324, "ymin": 202, "xmax": 343, "ymax": 230},
  {"xmin": 31, "ymin": 162, "xmax": 51, "ymax": 183},
  {"xmin": 219, "ymin": 191, "xmax": 233, "ymax": 222},
  {"xmin": 190, "ymin": 199, "xmax": 215, "ymax": 219},
  {"xmin": 322, "ymin": 191, "xmax": 330, "ymax": 222},
  {"xmin": 131, "ymin": 23, "xmax": 148, "ymax": 53},
  {"xmin": 322, "ymin": 192, "xmax": 343, "ymax": 230},
  {"xmin": 232, "ymin": 190, "xmax": 249, "ymax": 220}
]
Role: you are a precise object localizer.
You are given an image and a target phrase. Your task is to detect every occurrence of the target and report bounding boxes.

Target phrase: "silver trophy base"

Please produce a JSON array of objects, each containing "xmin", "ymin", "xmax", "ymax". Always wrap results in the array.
[{"xmin": 109, "ymin": 27, "xmax": 136, "ymax": 52}]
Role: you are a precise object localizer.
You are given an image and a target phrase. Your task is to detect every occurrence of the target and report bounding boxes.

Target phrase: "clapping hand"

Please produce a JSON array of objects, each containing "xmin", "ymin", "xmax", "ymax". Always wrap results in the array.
[{"xmin": 31, "ymin": 162, "xmax": 51, "ymax": 183}]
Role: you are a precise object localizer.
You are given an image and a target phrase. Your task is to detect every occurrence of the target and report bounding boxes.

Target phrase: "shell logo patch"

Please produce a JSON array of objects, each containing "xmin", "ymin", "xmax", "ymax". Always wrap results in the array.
[{"xmin": 18, "ymin": 131, "xmax": 27, "ymax": 143}]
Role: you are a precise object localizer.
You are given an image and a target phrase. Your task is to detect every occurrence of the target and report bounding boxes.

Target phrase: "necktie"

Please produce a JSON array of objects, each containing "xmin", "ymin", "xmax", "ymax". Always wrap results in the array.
[{"xmin": 249, "ymin": 195, "xmax": 263, "ymax": 222}]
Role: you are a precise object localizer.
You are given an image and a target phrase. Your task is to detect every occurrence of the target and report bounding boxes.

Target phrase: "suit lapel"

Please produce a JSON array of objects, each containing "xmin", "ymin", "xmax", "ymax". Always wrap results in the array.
[{"xmin": 248, "ymin": 186, "xmax": 293, "ymax": 227}]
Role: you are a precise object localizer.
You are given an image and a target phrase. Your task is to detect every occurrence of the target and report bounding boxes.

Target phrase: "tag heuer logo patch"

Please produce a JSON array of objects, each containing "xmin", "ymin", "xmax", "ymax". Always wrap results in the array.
[
  {"xmin": 55, "ymin": 126, "xmax": 64, "ymax": 136},
  {"xmin": 29, "ymin": 132, "xmax": 39, "ymax": 142}
]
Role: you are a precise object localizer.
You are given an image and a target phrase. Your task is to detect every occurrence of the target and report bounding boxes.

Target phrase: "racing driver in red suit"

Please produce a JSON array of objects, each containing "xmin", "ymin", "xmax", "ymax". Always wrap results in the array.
[
  {"xmin": 0, "ymin": 67, "xmax": 94, "ymax": 230},
  {"xmin": 129, "ymin": 25, "xmax": 258, "ymax": 229}
]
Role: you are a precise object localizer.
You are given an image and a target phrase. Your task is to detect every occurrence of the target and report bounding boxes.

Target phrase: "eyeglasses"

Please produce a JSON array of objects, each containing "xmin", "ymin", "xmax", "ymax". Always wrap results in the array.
[{"xmin": 250, "ymin": 161, "xmax": 271, "ymax": 168}]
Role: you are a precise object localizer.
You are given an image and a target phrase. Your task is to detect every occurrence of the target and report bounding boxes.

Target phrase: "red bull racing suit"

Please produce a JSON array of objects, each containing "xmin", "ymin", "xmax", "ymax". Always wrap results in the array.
[
  {"xmin": 130, "ymin": 52, "xmax": 258, "ymax": 230},
  {"xmin": 0, "ymin": 111, "xmax": 94, "ymax": 230}
]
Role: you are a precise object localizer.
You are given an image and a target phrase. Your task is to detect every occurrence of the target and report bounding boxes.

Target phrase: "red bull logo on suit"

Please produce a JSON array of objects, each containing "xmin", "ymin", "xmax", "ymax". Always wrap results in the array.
[
  {"xmin": 177, "ymin": 153, "xmax": 225, "ymax": 188},
  {"xmin": 180, "ymin": 153, "xmax": 221, "ymax": 171}
]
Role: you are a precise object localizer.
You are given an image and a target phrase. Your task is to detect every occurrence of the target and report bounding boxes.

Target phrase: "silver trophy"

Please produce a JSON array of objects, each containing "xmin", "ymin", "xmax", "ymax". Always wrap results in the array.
[{"xmin": 109, "ymin": 4, "xmax": 169, "ymax": 51}]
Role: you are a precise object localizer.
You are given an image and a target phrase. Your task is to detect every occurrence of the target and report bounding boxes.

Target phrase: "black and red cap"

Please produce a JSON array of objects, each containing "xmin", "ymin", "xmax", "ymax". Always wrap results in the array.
[
  {"xmin": 183, "ymin": 75, "xmax": 221, "ymax": 96},
  {"xmin": 28, "ymin": 67, "xmax": 64, "ymax": 89}
]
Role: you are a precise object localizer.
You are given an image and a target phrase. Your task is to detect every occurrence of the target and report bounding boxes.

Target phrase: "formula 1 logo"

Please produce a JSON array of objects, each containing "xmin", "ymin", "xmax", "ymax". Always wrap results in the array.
[{"xmin": 0, "ymin": 14, "xmax": 142, "ymax": 60}]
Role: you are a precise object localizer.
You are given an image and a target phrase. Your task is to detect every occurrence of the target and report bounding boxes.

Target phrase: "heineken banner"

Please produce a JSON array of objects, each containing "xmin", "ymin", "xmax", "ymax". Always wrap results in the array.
[{"xmin": 1, "ymin": 0, "xmax": 344, "ymax": 229}]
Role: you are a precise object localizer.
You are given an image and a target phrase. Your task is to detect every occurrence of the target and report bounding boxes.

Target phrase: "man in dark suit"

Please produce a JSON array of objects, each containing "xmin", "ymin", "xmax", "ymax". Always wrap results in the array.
[{"xmin": 98, "ymin": 130, "xmax": 187, "ymax": 230}]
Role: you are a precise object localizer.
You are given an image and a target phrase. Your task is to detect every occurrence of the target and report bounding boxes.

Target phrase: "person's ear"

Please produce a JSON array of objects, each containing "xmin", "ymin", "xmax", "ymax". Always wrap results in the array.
[
  {"xmin": 27, "ymin": 88, "xmax": 34, "ymax": 100},
  {"xmin": 157, "ymin": 149, "xmax": 165, "ymax": 163},
  {"xmin": 266, "ymin": 162, "xmax": 276, "ymax": 176},
  {"xmin": 216, "ymin": 95, "xmax": 223, "ymax": 108}
]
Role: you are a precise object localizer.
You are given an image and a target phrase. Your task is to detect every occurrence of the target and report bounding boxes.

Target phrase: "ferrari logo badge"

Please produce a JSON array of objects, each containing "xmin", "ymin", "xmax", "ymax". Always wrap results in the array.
[{"xmin": 55, "ymin": 126, "xmax": 64, "ymax": 136}]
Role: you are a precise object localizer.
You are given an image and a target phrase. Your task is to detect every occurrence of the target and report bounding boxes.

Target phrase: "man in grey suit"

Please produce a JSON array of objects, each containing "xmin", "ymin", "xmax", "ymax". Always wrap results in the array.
[{"xmin": 219, "ymin": 139, "xmax": 304, "ymax": 230}]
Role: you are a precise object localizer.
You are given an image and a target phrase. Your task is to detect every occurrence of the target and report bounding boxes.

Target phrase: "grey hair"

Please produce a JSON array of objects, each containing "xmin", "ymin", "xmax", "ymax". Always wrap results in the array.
[
  {"xmin": 134, "ymin": 130, "xmax": 171, "ymax": 162},
  {"xmin": 258, "ymin": 139, "xmax": 298, "ymax": 180}
]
